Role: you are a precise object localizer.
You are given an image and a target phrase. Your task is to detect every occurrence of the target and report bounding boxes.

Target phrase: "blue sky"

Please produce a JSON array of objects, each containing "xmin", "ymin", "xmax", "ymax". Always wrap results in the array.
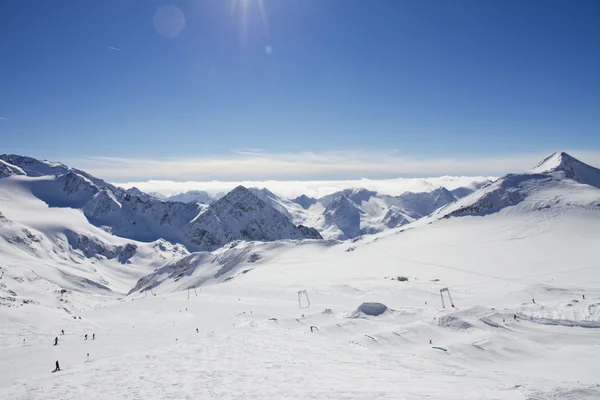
[{"xmin": 1, "ymin": 0, "xmax": 599, "ymax": 180}]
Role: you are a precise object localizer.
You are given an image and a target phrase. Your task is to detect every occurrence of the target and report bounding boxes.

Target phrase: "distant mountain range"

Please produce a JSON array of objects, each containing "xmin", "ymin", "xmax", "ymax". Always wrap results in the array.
[
  {"xmin": 1, "ymin": 151, "xmax": 599, "ymax": 303},
  {"xmin": 5, "ymin": 152, "xmax": 597, "ymax": 247},
  {"xmin": 149, "ymin": 178, "xmax": 490, "ymax": 240},
  {"xmin": 0, "ymin": 154, "xmax": 322, "ymax": 252}
]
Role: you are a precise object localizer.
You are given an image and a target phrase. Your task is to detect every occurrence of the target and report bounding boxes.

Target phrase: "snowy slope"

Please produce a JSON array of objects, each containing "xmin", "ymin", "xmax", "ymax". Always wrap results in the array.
[
  {"xmin": 450, "ymin": 180, "xmax": 492, "ymax": 199},
  {"xmin": 0, "ymin": 177, "xmax": 188, "ymax": 313},
  {"xmin": 128, "ymin": 240, "xmax": 339, "ymax": 294},
  {"xmin": 322, "ymin": 195, "xmax": 365, "ymax": 239},
  {"xmin": 0, "ymin": 159, "xmax": 26, "ymax": 178},
  {"xmin": 8, "ymin": 191, "xmax": 594, "ymax": 399},
  {"xmin": 248, "ymin": 187, "xmax": 302, "ymax": 221},
  {"xmin": 2, "ymin": 152, "xmax": 600, "ymax": 399}
]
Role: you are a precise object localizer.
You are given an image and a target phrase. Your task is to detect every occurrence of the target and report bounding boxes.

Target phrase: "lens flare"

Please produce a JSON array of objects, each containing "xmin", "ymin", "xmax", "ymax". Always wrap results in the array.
[{"xmin": 153, "ymin": 4, "xmax": 186, "ymax": 39}]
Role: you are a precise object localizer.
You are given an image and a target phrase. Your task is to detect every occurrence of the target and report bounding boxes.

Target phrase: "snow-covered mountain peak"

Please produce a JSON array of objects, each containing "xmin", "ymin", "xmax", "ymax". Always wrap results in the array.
[
  {"xmin": 124, "ymin": 187, "xmax": 153, "ymax": 201},
  {"xmin": 0, "ymin": 154, "xmax": 70, "ymax": 177},
  {"xmin": 434, "ymin": 153, "xmax": 600, "ymax": 220},
  {"xmin": 167, "ymin": 190, "xmax": 214, "ymax": 204},
  {"xmin": 292, "ymin": 194, "xmax": 317, "ymax": 210},
  {"xmin": 319, "ymin": 188, "xmax": 378, "ymax": 208},
  {"xmin": 531, "ymin": 152, "xmax": 600, "ymax": 189},
  {"xmin": 207, "ymin": 186, "xmax": 287, "ymax": 220},
  {"xmin": 327, "ymin": 195, "xmax": 364, "ymax": 212},
  {"xmin": 212, "ymin": 185, "xmax": 259, "ymax": 210},
  {"xmin": 185, "ymin": 185, "xmax": 322, "ymax": 251},
  {"xmin": 532, "ymin": 152, "xmax": 575, "ymax": 173}
]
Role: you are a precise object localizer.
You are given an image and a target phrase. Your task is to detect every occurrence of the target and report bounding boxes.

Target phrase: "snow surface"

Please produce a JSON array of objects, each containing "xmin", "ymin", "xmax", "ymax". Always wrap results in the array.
[
  {"xmin": 2, "ymin": 152, "xmax": 600, "ymax": 399},
  {"xmin": 3, "ymin": 208, "xmax": 600, "ymax": 399}
]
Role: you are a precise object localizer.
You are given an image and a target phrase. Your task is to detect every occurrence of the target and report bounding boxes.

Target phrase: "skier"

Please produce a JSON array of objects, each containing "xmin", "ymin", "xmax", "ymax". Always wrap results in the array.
[
  {"xmin": 583, "ymin": 294, "xmax": 586, "ymax": 300},
  {"xmin": 196, "ymin": 328, "xmax": 199, "ymax": 333},
  {"xmin": 92, "ymin": 333, "xmax": 95, "ymax": 340},
  {"xmin": 532, "ymin": 298, "xmax": 535, "ymax": 304},
  {"xmin": 61, "ymin": 329, "xmax": 64, "ymax": 335},
  {"xmin": 84, "ymin": 334, "xmax": 88, "ymax": 340},
  {"xmin": 429, "ymin": 339, "xmax": 432, "ymax": 345},
  {"xmin": 514, "ymin": 314, "xmax": 517, "ymax": 321},
  {"xmin": 53, "ymin": 360, "xmax": 60, "ymax": 372},
  {"xmin": 54, "ymin": 337, "xmax": 58, "ymax": 346}
]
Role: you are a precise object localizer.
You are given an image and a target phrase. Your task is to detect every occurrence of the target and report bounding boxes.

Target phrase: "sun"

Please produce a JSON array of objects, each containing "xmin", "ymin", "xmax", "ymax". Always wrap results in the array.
[{"xmin": 229, "ymin": 0, "xmax": 269, "ymax": 44}]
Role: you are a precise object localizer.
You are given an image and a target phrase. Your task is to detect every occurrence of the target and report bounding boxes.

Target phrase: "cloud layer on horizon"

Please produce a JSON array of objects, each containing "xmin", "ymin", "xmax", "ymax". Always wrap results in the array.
[
  {"xmin": 59, "ymin": 149, "xmax": 600, "ymax": 198},
  {"xmin": 67, "ymin": 150, "xmax": 600, "ymax": 180}
]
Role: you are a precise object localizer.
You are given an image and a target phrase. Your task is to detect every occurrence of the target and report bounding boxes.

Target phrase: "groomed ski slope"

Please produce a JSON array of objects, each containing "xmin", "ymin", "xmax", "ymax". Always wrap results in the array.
[{"xmin": 2, "ymin": 208, "xmax": 600, "ymax": 399}]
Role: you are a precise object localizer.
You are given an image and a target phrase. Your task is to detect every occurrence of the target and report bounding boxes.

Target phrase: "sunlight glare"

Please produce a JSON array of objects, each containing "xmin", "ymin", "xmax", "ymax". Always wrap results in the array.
[{"xmin": 230, "ymin": 0, "xmax": 269, "ymax": 45}]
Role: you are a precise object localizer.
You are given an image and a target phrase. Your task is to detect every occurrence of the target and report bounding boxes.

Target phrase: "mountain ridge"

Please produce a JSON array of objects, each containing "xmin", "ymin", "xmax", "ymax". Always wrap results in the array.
[
  {"xmin": 0, "ymin": 155, "xmax": 323, "ymax": 252},
  {"xmin": 436, "ymin": 152, "xmax": 600, "ymax": 219}
]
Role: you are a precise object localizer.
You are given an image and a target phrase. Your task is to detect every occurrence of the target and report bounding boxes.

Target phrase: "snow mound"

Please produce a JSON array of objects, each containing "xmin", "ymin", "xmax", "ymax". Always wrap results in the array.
[
  {"xmin": 519, "ymin": 299, "xmax": 600, "ymax": 326},
  {"xmin": 438, "ymin": 314, "xmax": 475, "ymax": 330},
  {"xmin": 348, "ymin": 302, "xmax": 389, "ymax": 318},
  {"xmin": 129, "ymin": 240, "xmax": 274, "ymax": 293}
]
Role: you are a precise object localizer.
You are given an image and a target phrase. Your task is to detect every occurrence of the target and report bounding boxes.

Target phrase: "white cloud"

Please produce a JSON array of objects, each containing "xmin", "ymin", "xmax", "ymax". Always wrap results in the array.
[
  {"xmin": 108, "ymin": 46, "xmax": 121, "ymax": 51},
  {"xmin": 61, "ymin": 149, "xmax": 600, "ymax": 199},
  {"xmin": 69, "ymin": 150, "xmax": 600, "ymax": 181}
]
